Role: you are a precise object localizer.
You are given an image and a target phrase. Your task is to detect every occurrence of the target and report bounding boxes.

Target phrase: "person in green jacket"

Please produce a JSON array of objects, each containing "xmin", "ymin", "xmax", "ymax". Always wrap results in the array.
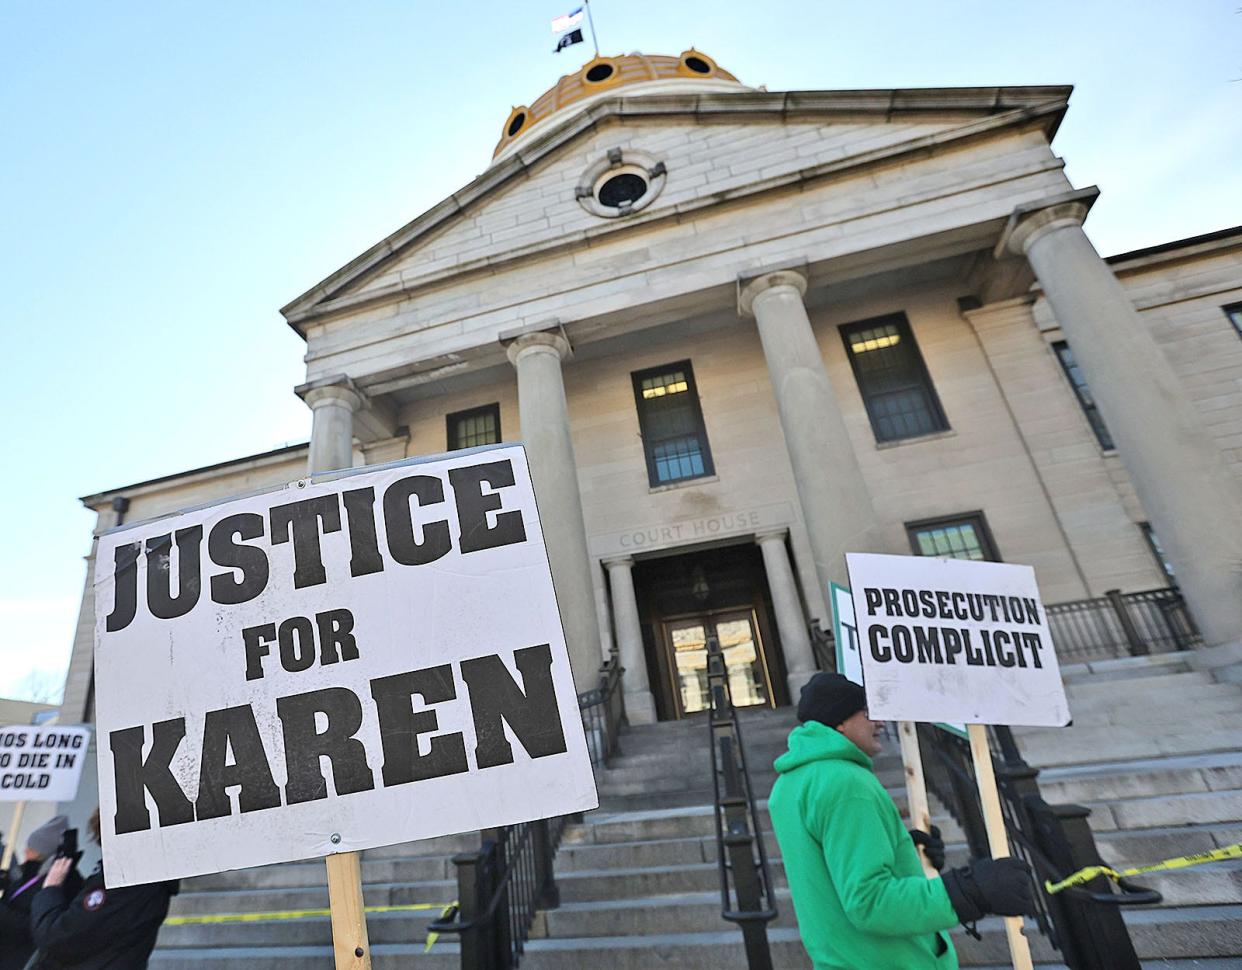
[{"xmin": 770, "ymin": 672, "xmax": 1035, "ymax": 970}]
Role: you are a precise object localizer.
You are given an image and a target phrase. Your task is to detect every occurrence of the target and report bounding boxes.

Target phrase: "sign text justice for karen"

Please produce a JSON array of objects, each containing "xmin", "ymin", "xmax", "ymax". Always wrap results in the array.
[{"xmin": 94, "ymin": 446, "xmax": 597, "ymax": 887}]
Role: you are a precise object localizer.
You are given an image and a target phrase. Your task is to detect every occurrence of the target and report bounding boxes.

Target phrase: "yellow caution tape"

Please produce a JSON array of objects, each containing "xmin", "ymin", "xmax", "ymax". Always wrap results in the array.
[
  {"xmin": 165, "ymin": 902, "xmax": 454, "ymax": 926},
  {"xmin": 1044, "ymin": 842, "xmax": 1242, "ymax": 895},
  {"xmin": 424, "ymin": 901, "xmax": 460, "ymax": 953}
]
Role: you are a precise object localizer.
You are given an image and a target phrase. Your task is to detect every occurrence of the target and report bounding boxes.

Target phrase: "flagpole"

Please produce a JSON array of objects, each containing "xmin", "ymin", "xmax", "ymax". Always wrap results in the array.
[{"xmin": 583, "ymin": 0, "xmax": 600, "ymax": 56}]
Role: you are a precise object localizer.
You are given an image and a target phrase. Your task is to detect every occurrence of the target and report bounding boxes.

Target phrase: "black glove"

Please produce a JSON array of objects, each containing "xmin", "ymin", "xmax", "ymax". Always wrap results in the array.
[
  {"xmin": 942, "ymin": 857, "xmax": 1035, "ymax": 923},
  {"xmin": 910, "ymin": 825, "xmax": 945, "ymax": 871}
]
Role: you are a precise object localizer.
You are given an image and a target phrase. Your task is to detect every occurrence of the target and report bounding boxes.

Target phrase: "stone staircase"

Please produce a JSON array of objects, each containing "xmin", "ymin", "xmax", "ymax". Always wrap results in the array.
[{"xmin": 149, "ymin": 650, "xmax": 1242, "ymax": 968}]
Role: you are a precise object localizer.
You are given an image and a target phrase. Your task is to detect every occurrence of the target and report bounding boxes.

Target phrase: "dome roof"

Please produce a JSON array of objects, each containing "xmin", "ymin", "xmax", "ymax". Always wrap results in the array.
[{"xmin": 492, "ymin": 50, "xmax": 743, "ymax": 161}]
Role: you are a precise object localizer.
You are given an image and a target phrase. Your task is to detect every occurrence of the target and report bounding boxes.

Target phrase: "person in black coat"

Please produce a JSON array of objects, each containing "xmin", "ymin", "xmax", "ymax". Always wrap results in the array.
[
  {"xmin": 0, "ymin": 815, "xmax": 81, "ymax": 970},
  {"xmin": 26, "ymin": 809, "xmax": 178, "ymax": 970}
]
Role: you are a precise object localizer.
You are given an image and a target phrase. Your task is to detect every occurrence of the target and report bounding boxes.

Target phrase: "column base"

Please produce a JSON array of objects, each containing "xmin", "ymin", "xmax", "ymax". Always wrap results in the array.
[
  {"xmin": 786, "ymin": 670, "xmax": 817, "ymax": 706},
  {"xmin": 623, "ymin": 690, "xmax": 658, "ymax": 725},
  {"xmin": 1188, "ymin": 639, "xmax": 1242, "ymax": 686}
]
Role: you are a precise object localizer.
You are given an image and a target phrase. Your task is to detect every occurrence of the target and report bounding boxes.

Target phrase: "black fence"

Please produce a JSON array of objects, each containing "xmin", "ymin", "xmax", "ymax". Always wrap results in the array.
[
  {"xmin": 578, "ymin": 656, "xmax": 625, "ymax": 767},
  {"xmin": 1045, "ymin": 587, "xmax": 1200, "ymax": 663},
  {"xmin": 430, "ymin": 816, "xmax": 568, "ymax": 970},
  {"xmin": 919, "ymin": 723, "xmax": 1158, "ymax": 970},
  {"xmin": 706, "ymin": 634, "xmax": 779, "ymax": 970}
]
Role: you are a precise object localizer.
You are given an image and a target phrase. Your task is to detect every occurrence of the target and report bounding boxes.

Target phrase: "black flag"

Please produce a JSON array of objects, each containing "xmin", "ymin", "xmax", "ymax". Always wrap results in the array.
[{"xmin": 554, "ymin": 28, "xmax": 583, "ymax": 53}]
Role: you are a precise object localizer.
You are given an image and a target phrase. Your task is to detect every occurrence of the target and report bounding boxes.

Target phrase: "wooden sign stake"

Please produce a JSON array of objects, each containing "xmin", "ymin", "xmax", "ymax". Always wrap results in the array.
[
  {"xmin": 326, "ymin": 851, "xmax": 372, "ymax": 969},
  {"xmin": 897, "ymin": 721, "xmax": 937, "ymax": 878},
  {"xmin": 968, "ymin": 723, "xmax": 1034, "ymax": 970},
  {"xmin": 1, "ymin": 800, "xmax": 28, "ymax": 872}
]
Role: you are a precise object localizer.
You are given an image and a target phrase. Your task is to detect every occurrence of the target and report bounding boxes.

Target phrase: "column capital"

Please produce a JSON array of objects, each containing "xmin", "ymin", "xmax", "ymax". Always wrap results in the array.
[
  {"xmin": 737, "ymin": 265, "xmax": 808, "ymax": 317},
  {"xmin": 602, "ymin": 555, "xmax": 636, "ymax": 570},
  {"xmin": 504, "ymin": 328, "xmax": 572, "ymax": 366},
  {"xmin": 995, "ymin": 187, "xmax": 1099, "ymax": 258},
  {"xmin": 754, "ymin": 528, "xmax": 789, "ymax": 545},
  {"xmin": 296, "ymin": 374, "xmax": 366, "ymax": 413}
]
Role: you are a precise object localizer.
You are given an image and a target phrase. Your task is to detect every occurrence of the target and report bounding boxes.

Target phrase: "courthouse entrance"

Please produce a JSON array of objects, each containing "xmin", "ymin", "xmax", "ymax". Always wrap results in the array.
[{"xmin": 631, "ymin": 542, "xmax": 790, "ymax": 720}]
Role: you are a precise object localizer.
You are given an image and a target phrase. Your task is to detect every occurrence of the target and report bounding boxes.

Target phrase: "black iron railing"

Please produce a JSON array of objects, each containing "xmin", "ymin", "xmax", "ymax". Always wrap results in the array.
[
  {"xmin": 1046, "ymin": 587, "xmax": 1200, "ymax": 663},
  {"xmin": 706, "ymin": 634, "xmax": 778, "ymax": 970},
  {"xmin": 918, "ymin": 723, "xmax": 1157, "ymax": 970},
  {"xmin": 429, "ymin": 816, "xmax": 568, "ymax": 970},
  {"xmin": 578, "ymin": 656, "xmax": 625, "ymax": 767}
]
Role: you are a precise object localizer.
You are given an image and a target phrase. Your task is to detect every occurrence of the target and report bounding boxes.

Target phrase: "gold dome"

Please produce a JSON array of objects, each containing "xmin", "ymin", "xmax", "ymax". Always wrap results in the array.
[{"xmin": 493, "ymin": 50, "xmax": 740, "ymax": 159}]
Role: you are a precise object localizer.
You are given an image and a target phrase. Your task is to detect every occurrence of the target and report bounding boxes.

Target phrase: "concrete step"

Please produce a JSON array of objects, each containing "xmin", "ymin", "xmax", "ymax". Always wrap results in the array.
[
  {"xmin": 167, "ymin": 879, "xmax": 455, "ymax": 917},
  {"xmin": 1061, "ymin": 691, "xmax": 1242, "ymax": 727},
  {"xmin": 1057, "ymin": 669, "xmax": 1217, "ymax": 702},
  {"xmin": 1057, "ymin": 651, "xmax": 1192, "ymax": 684},
  {"xmin": 186, "ymin": 855, "xmax": 453, "ymax": 893},
  {"xmin": 158, "ymin": 908, "xmax": 444, "ymax": 948},
  {"xmin": 556, "ymin": 860, "xmax": 787, "ymax": 902},
  {"xmin": 150, "ymin": 943, "xmax": 459, "ymax": 969},
  {"xmin": 1019, "ymin": 723, "xmax": 1242, "ymax": 768},
  {"xmin": 1037, "ymin": 752, "xmax": 1242, "ymax": 804},
  {"xmin": 1085, "ymin": 789, "xmax": 1242, "ymax": 833}
]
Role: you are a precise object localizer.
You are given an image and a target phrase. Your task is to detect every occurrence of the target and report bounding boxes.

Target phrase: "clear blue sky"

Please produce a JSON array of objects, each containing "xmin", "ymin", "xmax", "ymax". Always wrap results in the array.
[{"xmin": 2, "ymin": 1, "xmax": 1239, "ymax": 702}]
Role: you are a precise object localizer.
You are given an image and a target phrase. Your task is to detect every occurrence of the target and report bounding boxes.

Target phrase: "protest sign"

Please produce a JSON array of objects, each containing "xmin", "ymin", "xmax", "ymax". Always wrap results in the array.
[
  {"xmin": 0, "ymin": 725, "xmax": 91, "ymax": 802},
  {"xmin": 847, "ymin": 553, "xmax": 1065, "ymax": 970},
  {"xmin": 94, "ymin": 445, "xmax": 598, "ymax": 888},
  {"xmin": 845, "ymin": 553, "xmax": 1070, "ymax": 727}
]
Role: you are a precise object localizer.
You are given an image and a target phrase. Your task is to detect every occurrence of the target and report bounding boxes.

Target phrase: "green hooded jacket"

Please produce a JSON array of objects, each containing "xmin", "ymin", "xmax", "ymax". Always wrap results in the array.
[{"xmin": 769, "ymin": 721, "xmax": 960, "ymax": 970}]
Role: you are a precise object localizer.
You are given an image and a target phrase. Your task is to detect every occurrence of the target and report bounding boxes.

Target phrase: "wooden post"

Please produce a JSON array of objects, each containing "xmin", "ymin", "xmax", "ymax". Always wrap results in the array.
[
  {"xmin": 1, "ymin": 801, "xmax": 28, "ymax": 872},
  {"xmin": 897, "ymin": 721, "xmax": 937, "ymax": 878},
  {"xmin": 968, "ymin": 723, "xmax": 1034, "ymax": 970},
  {"xmin": 326, "ymin": 851, "xmax": 372, "ymax": 969}
]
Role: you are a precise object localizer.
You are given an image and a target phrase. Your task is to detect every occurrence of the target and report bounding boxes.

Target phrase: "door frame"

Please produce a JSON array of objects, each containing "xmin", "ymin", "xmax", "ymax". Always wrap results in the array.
[{"xmin": 658, "ymin": 605, "xmax": 777, "ymax": 719}]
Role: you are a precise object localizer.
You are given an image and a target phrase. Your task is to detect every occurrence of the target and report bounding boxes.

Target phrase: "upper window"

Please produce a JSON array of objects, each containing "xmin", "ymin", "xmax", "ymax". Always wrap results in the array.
[
  {"xmin": 447, "ymin": 404, "xmax": 501, "ymax": 452},
  {"xmin": 632, "ymin": 362, "xmax": 714, "ymax": 486},
  {"xmin": 1051, "ymin": 341, "xmax": 1114, "ymax": 450},
  {"xmin": 1224, "ymin": 302, "xmax": 1242, "ymax": 338},
  {"xmin": 841, "ymin": 314, "xmax": 948, "ymax": 443},
  {"xmin": 907, "ymin": 513, "xmax": 1000, "ymax": 562},
  {"xmin": 1140, "ymin": 523, "xmax": 1177, "ymax": 585}
]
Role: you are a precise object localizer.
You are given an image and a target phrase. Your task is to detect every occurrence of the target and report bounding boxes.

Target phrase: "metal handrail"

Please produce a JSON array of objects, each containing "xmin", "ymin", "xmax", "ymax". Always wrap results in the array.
[
  {"xmin": 706, "ymin": 634, "xmax": 777, "ymax": 970},
  {"xmin": 577, "ymin": 656, "xmax": 625, "ymax": 767}
]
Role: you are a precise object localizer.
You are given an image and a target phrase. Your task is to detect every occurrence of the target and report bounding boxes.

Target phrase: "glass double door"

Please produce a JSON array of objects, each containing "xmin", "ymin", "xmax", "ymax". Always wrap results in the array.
[{"xmin": 663, "ymin": 608, "xmax": 773, "ymax": 717}]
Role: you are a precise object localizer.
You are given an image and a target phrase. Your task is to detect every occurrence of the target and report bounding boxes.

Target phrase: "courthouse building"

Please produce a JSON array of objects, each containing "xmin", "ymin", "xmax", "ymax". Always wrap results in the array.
[{"xmin": 60, "ymin": 50, "xmax": 1242, "ymax": 728}]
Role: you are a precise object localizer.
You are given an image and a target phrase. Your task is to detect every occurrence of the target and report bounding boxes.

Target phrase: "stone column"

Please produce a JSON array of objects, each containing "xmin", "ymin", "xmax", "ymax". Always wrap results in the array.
[
  {"xmin": 603, "ymin": 557, "xmax": 657, "ymax": 724},
  {"xmin": 302, "ymin": 378, "xmax": 363, "ymax": 474},
  {"xmin": 739, "ymin": 268, "xmax": 880, "ymax": 603},
  {"xmin": 506, "ymin": 331, "xmax": 603, "ymax": 691},
  {"xmin": 1003, "ymin": 200, "xmax": 1242, "ymax": 656},
  {"xmin": 755, "ymin": 530, "xmax": 818, "ymax": 700}
]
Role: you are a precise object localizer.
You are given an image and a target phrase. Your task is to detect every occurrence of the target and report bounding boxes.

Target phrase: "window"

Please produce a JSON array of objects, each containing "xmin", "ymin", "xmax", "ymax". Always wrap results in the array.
[
  {"xmin": 1225, "ymin": 302, "xmax": 1242, "ymax": 338},
  {"xmin": 446, "ymin": 403, "xmax": 501, "ymax": 451},
  {"xmin": 632, "ymin": 361, "xmax": 714, "ymax": 486},
  {"xmin": 1051, "ymin": 341, "xmax": 1114, "ymax": 450},
  {"xmin": 841, "ymin": 314, "xmax": 948, "ymax": 443},
  {"xmin": 907, "ymin": 513, "xmax": 1000, "ymax": 561},
  {"xmin": 1141, "ymin": 523, "xmax": 1177, "ymax": 585}
]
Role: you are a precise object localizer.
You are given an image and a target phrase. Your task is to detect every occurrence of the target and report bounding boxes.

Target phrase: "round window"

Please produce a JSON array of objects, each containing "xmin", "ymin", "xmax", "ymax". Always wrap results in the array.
[
  {"xmin": 585, "ymin": 62, "xmax": 615, "ymax": 83},
  {"xmin": 683, "ymin": 55, "xmax": 712, "ymax": 74},
  {"xmin": 597, "ymin": 172, "xmax": 648, "ymax": 209},
  {"xmin": 507, "ymin": 111, "xmax": 526, "ymax": 137}
]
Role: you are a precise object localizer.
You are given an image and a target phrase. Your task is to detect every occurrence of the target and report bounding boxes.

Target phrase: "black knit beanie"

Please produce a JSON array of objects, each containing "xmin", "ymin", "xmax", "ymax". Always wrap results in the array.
[{"xmin": 797, "ymin": 672, "xmax": 868, "ymax": 728}]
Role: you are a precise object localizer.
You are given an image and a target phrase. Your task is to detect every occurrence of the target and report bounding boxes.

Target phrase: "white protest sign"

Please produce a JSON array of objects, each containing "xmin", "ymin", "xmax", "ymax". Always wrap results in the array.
[
  {"xmin": 845, "ymin": 553, "xmax": 1070, "ymax": 728},
  {"xmin": 94, "ymin": 445, "xmax": 598, "ymax": 887},
  {"xmin": 0, "ymin": 726, "xmax": 92, "ymax": 802}
]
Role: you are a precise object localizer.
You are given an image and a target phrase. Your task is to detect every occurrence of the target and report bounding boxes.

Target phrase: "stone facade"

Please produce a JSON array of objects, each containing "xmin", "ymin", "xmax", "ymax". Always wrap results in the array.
[{"xmin": 59, "ymin": 65, "xmax": 1242, "ymax": 727}]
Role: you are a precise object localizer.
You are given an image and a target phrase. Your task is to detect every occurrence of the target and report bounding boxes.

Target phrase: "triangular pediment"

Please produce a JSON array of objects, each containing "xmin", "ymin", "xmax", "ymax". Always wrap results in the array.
[{"xmin": 282, "ymin": 87, "xmax": 1069, "ymax": 330}]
